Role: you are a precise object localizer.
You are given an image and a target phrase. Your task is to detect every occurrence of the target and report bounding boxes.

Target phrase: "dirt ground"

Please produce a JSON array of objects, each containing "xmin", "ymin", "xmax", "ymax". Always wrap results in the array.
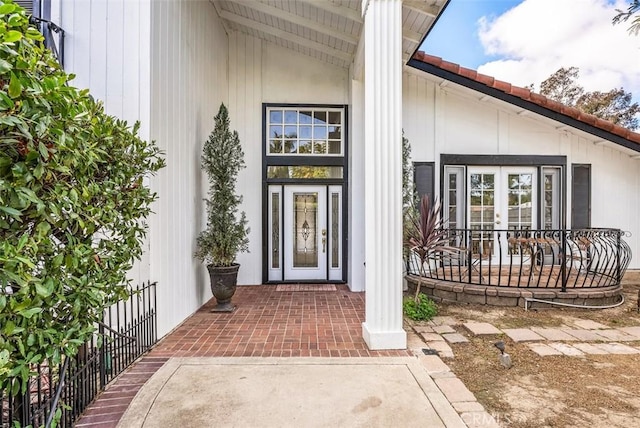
[{"xmin": 418, "ymin": 272, "xmax": 640, "ymax": 428}]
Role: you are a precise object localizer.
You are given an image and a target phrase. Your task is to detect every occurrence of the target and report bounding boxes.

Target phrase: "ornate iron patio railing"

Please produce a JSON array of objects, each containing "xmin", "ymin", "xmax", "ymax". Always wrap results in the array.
[{"xmin": 407, "ymin": 228, "xmax": 632, "ymax": 291}]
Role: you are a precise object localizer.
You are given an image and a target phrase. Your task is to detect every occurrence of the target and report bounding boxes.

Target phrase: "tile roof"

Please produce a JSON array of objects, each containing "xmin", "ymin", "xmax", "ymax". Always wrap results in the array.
[{"xmin": 411, "ymin": 51, "xmax": 640, "ymax": 147}]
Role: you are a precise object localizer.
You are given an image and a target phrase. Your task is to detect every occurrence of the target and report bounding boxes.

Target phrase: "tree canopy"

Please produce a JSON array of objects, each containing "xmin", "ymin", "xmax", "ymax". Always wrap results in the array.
[
  {"xmin": 613, "ymin": 0, "xmax": 640, "ymax": 35},
  {"xmin": 0, "ymin": 0, "xmax": 164, "ymax": 393},
  {"xmin": 534, "ymin": 67, "xmax": 640, "ymax": 130}
]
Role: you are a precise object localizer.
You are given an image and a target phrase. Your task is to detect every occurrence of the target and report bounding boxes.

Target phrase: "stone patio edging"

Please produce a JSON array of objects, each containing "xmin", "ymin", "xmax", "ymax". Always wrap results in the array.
[{"xmin": 406, "ymin": 275, "xmax": 622, "ymax": 308}]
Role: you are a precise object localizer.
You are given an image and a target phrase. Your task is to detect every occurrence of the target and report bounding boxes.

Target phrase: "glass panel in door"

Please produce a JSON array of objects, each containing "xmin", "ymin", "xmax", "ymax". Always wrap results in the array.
[
  {"xmin": 468, "ymin": 169, "xmax": 497, "ymax": 260},
  {"xmin": 293, "ymin": 192, "xmax": 318, "ymax": 268},
  {"xmin": 506, "ymin": 172, "xmax": 533, "ymax": 230}
]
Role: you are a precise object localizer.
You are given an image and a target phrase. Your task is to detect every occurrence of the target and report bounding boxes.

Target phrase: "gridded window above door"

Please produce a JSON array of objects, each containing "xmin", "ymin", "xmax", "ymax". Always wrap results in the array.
[{"xmin": 267, "ymin": 108, "xmax": 344, "ymax": 156}]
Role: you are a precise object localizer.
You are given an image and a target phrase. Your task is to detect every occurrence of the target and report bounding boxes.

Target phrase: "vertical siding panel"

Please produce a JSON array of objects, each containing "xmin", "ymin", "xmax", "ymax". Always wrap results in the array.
[
  {"xmin": 122, "ymin": 0, "xmax": 141, "ymax": 124},
  {"xmin": 105, "ymin": 0, "xmax": 123, "ymax": 117},
  {"xmin": 69, "ymin": 0, "xmax": 92, "ymax": 90},
  {"xmin": 89, "ymin": 1, "xmax": 107, "ymax": 101},
  {"xmin": 148, "ymin": 1, "xmax": 229, "ymax": 335}
]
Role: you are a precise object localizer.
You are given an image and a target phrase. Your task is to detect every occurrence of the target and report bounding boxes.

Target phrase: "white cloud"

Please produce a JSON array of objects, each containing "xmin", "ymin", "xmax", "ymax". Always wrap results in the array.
[{"xmin": 476, "ymin": 0, "xmax": 640, "ymax": 100}]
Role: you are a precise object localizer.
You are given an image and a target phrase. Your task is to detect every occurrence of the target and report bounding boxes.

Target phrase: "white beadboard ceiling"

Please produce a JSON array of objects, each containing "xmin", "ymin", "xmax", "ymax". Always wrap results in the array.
[{"xmin": 210, "ymin": 0, "xmax": 448, "ymax": 68}]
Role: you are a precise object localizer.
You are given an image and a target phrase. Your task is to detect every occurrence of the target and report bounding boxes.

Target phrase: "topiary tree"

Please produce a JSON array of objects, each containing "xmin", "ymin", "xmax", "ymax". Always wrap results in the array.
[
  {"xmin": 0, "ymin": 0, "xmax": 164, "ymax": 395},
  {"xmin": 194, "ymin": 103, "xmax": 249, "ymax": 267}
]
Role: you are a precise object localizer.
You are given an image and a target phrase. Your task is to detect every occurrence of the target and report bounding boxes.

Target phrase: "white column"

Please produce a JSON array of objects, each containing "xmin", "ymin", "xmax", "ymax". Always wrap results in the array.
[{"xmin": 361, "ymin": 0, "xmax": 406, "ymax": 350}]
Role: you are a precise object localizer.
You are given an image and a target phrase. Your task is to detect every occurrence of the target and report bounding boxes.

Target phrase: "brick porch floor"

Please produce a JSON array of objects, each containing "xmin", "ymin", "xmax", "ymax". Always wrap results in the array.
[{"xmin": 76, "ymin": 285, "xmax": 410, "ymax": 427}]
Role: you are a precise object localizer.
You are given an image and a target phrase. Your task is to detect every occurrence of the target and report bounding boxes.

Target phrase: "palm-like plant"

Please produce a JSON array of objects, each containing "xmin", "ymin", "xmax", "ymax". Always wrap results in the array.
[{"xmin": 405, "ymin": 195, "xmax": 453, "ymax": 301}]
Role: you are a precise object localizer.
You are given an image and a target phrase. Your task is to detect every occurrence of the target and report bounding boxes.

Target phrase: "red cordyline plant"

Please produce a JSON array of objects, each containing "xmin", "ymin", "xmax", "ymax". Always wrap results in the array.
[{"xmin": 405, "ymin": 195, "xmax": 454, "ymax": 301}]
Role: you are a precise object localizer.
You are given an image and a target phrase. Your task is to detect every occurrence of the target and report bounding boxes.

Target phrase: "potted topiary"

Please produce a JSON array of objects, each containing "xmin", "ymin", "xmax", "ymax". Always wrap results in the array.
[{"xmin": 195, "ymin": 103, "xmax": 249, "ymax": 312}]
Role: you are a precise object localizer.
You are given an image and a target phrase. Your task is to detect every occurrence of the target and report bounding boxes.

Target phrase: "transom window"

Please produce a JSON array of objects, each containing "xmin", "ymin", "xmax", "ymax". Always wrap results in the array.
[{"xmin": 267, "ymin": 107, "xmax": 344, "ymax": 156}]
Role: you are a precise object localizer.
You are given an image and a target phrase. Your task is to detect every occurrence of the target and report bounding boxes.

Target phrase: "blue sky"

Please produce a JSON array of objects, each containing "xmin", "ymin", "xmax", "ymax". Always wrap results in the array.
[
  {"xmin": 419, "ymin": 0, "xmax": 640, "ymax": 106},
  {"xmin": 422, "ymin": 0, "xmax": 522, "ymax": 69}
]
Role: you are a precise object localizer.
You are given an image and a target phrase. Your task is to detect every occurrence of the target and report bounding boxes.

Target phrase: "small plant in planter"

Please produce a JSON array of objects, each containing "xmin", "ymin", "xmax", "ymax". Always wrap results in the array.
[{"xmin": 195, "ymin": 103, "xmax": 249, "ymax": 312}]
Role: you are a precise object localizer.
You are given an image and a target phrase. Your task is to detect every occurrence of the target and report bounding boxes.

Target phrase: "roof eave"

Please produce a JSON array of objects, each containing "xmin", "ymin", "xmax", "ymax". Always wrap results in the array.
[{"xmin": 406, "ymin": 57, "xmax": 640, "ymax": 154}]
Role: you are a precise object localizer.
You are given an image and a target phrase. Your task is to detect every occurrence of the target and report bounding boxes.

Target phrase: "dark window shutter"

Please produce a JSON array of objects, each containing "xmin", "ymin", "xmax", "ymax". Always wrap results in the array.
[
  {"xmin": 571, "ymin": 164, "xmax": 591, "ymax": 228},
  {"xmin": 15, "ymin": 1, "xmax": 34, "ymax": 15},
  {"xmin": 413, "ymin": 162, "xmax": 435, "ymax": 202}
]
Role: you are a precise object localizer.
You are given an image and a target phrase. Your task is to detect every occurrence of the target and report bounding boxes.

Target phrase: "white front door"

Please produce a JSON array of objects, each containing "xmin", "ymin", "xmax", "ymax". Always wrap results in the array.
[
  {"xmin": 468, "ymin": 167, "xmax": 537, "ymax": 260},
  {"xmin": 284, "ymin": 186, "xmax": 327, "ymax": 280}
]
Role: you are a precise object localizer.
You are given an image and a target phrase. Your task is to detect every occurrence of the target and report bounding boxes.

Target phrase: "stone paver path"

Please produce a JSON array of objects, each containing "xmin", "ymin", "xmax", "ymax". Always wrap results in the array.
[
  {"xmin": 443, "ymin": 333, "xmax": 469, "ymax": 344},
  {"xmin": 530, "ymin": 327, "xmax": 578, "ymax": 341},
  {"xmin": 502, "ymin": 328, "xmax": 545, "ymax": 342},
  {"xmin": 571, "ymin": 319, "xmax": 609, "ymax": 330},
  {"xmin": 449, "ymin": 319, "xmax": 640, "ymax": 358},
  {"xmin": 463, "ymin": 322, "xmax": 502, "ymax": 335},
  {"xmin": 528, "ymin": 343, "xmax": 563, "ymax": 356},
  {"xmin": 548, "ymin": 342, "xmax": 585, "ymax": 356}
]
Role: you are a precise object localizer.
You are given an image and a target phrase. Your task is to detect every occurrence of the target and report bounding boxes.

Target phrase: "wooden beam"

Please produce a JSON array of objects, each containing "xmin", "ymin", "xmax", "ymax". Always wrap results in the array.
[
  {"xmin": 402, "ymin": 28, "xmax": 422, "ymax": 44},
  {"xmin": 209, "ymin": 0, "xmax": 231, "ymax": 35},
  {"xmin": 298, "ymin": 0, "xmax": 363, "ymax": 23},
  {"xmin": 229, "ymin": 0, "xmax": 358, "ymax": 45},
  {"xmin": 403, "ymin": 1, "xmax": 439, "ymax": 17},
  {"xmin": 218, "ymin": 10, "xmax": 353, "ymax": 62}
]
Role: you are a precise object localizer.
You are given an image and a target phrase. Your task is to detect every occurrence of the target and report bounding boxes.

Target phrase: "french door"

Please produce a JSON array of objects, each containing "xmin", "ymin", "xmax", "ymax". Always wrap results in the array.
[
  {"xmin": 268, "ymin": 185, "xmax": 342, "ymax": 281},
  {"xmin": 467, "ymin": 167, "xmax": 537, "ymax": 260}
]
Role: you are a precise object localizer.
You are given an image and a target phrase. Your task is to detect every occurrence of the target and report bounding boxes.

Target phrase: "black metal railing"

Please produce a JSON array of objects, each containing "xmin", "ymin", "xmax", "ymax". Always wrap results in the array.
[
  {"xmin": 1, "ymin": 281, "xmax": 157, "ymax": 428},
  {"xmin": 407, "ymin": 228, "xmax": 632, "ymax": 291}
]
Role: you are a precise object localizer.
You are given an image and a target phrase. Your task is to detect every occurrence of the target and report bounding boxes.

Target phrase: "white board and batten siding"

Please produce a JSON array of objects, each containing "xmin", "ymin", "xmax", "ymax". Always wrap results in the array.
[
  {"xmin": 229, "ymin": 32, "xmax": 350, "ymax": 285},
  {"xmin": 402, "ymin": 71, "xmax": 640, "ymax": 269},
  {"xmin": 58, "ymin": 0, "xmax": 153, "ymax": 284},
  {"xmin": 148, "ymin": 1, "xmax": 228, "ymax": 337},
  {"xmin": 59, "ymin": 0, "xmax": 229, "ymax": 337}
]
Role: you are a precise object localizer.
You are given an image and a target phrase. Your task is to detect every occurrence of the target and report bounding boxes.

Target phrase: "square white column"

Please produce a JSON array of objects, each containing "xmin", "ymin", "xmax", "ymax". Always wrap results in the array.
[{"xmin": 361, "ymin": 0, "xmax": 406, "ymax": 350}]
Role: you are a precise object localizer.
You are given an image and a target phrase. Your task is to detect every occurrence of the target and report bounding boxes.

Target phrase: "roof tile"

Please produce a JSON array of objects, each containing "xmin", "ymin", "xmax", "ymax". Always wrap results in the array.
[{"xmin": 411, "ymin": 51, "xmax": 640, "ymax": 148}]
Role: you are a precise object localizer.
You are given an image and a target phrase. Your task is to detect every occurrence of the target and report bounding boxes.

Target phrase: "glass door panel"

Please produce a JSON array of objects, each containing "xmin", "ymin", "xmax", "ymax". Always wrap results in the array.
[
  {"xmin": 468, "ymin": 168, "xmax": 498, "ymax": 261},
  {"xmin": 293, "ymin": 192, "xmax": 319, "ymax": 268},
  {"xmin": 507, "ymin": 172, "xmax": 533, "ymax": 230}
]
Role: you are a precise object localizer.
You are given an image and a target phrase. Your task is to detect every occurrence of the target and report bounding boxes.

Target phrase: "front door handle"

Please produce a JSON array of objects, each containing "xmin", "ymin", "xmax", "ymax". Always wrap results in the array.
[{"xmin": 322, "ymin": 229, "xmax": 327, "ymax": 253}]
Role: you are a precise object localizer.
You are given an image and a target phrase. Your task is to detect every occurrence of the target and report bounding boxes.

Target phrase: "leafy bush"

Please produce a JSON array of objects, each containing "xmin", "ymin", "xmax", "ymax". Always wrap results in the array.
[
  {"xmin": 0, "ymin": 0, "xmax": 164, "ymax": 393},
  {"xmin": 403, "ymin": 293, "xmax": 438, "ymax": 321}
]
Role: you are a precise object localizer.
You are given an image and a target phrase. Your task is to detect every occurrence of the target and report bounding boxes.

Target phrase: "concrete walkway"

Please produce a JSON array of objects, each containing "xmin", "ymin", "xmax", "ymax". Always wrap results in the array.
[
  {"xmin": 117, "ymin": 357, "xmax": 493, "ymax": 428},
  {"xmin": 76, "ymin": 287, "xmax": 499, "ymax": 428}
]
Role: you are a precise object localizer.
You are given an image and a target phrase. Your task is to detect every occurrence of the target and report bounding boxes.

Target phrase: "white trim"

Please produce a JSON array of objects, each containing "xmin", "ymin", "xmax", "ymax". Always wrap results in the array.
[
  {"xmin": 362, "ymin": 324, "xmax": 407, "ymax": 350},
  {"xmin": 328, "ymin": 186, "xmax": 343, "ymax": 281},
  {"xmin": 268, "ymin": 186, "xmax": 283, "ymax": 281}
]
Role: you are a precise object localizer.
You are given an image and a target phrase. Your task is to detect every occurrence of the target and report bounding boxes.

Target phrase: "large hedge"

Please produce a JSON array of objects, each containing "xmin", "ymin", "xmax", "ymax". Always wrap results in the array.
[{"xmin": 0, "ymin": 0, "xmax": 164, "ymax": 393}]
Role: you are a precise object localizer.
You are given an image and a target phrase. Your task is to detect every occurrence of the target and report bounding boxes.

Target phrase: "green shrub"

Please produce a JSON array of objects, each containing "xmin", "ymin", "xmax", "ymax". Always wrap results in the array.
[
  {"xmin": 0, "ymin": 0, "xmax": 164, "ymax": 393},
  {"xmin": 403, "ymin": 293, "xmax": 438, "ymax": 321}
]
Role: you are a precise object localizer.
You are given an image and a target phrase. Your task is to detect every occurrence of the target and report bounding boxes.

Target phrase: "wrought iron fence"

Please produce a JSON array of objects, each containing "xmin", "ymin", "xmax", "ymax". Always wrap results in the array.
[
  {"xmin": 407, "ymin": 228, "xmax": 631, "ymax": 291},
  {"xmin": 1, "ymin": 281, "xmax": 157, "ymax": 428}
]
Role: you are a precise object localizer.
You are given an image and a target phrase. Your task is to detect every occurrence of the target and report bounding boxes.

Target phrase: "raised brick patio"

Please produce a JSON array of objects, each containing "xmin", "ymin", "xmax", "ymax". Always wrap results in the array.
[{"xmin": 76, "ymin": 285, "xmax": 410, "ymax": 427}]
